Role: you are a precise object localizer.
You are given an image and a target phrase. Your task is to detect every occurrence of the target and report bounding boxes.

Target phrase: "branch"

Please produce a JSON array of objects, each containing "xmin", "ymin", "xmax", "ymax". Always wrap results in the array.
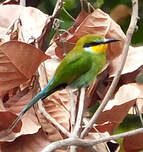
[
  {"xmin": 81, "ymin": 0, "xmax": 139, "ymax": 138},
  {"xmin": 62, "ymin": 7, "xmax": 76, "ymax": 21},
  {"xmin": 52, "ymin": 0, "xmax": 63, "ymax": 17},
  {"xmin": 70, "ymin": 87, "xmax": 86, "ymax": 152},
  {"xmin": 68, "ymin": 89, "xmax": 76, "ymax": 132},
  {"xmin": 73, "ymin": 87, "xmax": 85, "ymax": 137},
  {"xmin": 42, "ymin": 127, "xmax": 143, "ymax": 152}
]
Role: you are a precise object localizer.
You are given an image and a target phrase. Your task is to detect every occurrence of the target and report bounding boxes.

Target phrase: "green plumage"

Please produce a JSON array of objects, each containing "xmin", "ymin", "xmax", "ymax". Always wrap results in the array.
[
  {"xmin": 50, "ymin": 45, "xmax": 106, "ymax": 88},
  {"xmin": 43, "ymin": 35, "xmax": 106, "ymax": 95},
  {"xmin": 10, "ymin": 34, "xmax": 119, "ymax": 128}
]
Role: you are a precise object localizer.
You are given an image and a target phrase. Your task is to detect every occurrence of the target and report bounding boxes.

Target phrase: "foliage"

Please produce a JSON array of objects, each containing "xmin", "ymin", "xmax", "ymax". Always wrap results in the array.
[{"xmin": 0, "ymin": 0, "xmax": 142, "ymax": 152}]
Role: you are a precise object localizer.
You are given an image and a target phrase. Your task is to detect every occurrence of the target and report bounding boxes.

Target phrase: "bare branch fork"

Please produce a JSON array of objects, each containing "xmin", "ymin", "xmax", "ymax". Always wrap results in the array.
[
  {"xmin": 41, "ymin": 128, "xmax": 143, "ymax": 152},
  {"xmin": 40, "ymin": 0, "xmax": 140, "ymax": 151}
]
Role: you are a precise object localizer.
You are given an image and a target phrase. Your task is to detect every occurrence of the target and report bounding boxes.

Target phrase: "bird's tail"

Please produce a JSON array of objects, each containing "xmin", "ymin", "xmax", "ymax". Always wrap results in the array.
[{"xmin": 9, "ymin": 80, "xmax": 54, "ymax": 131}]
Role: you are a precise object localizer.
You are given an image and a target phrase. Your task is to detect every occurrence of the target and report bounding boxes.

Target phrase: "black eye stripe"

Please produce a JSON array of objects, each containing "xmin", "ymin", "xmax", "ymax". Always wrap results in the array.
[
  {"xmin": 83, "ymin": 42, "xmax": 105, "ymax": 47},
  {"xmin": 83, "ymin": 39, "xmax": 119, "ymax": 48}
]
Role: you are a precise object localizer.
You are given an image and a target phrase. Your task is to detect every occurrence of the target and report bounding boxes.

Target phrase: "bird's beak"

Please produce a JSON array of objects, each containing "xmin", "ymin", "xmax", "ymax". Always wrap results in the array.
[{"xmin": 104, "ymin": 38, "xmax": 120, "ymax": 44}]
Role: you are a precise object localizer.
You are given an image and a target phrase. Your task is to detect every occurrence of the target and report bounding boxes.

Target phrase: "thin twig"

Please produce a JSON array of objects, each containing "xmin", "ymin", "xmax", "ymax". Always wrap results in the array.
[
  {"xmin": 80, "ymin": 0, "xmax": 84, "ymax": 10},
  {"xmin": 68, "ymin": 88, "xmax": 76, "ymax": 133},
  {"xmin": 52, "ymin": 0, "xmax": 63, "ymax": 17},
  {"xmin": 81, "ymin": 0, "xmax": 138, "ymax": 138},
  {"xmin": 62, "ymin": 7, "xmax": 76, "ymax": 21},
  {"xmin": 87, "ymin": 2, "xmax": 95, "ymax": 12},
  {"xmin": 135, "ymin": 102, "xmax": 143, "ymax": 126},
  {"xmin": 41, "ymin": 128, "xmax": 143, "ymax": 152}
]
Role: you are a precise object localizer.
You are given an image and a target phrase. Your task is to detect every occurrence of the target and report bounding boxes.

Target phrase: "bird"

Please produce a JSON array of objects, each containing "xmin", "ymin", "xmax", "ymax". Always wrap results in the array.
[{"xmin": 10, "ymin": 34, "xmax": 119, "ymax": 129}]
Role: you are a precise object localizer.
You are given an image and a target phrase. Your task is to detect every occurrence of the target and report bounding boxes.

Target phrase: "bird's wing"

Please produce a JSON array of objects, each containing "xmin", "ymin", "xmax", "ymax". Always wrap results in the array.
[{"xmin": 54, "ymin": 50, "xmax": 92, "ymax": 85}]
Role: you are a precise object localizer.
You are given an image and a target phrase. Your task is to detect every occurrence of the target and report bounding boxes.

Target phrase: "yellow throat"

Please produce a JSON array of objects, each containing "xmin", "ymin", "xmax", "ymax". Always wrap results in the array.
[{"xmin": 90, "ymin": 44, "xmax": 108, "ymax": 53}]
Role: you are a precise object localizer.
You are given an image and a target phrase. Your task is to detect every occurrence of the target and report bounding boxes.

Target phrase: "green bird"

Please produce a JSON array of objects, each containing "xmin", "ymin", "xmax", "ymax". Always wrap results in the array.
[{"xmin": 10, "ymin": 34, "xmax": 119, "ymax": 128}]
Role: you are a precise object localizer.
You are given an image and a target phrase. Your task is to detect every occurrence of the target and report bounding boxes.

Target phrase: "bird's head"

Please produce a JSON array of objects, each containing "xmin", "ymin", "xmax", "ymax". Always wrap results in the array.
[{"xmin": 76, "ymin": 34, "xmax": 119, "ymax": 54}]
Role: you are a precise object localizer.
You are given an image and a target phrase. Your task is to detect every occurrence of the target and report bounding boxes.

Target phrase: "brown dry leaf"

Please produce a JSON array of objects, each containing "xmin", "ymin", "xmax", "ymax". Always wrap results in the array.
[
  {"xmin": 1, "ymin": 129, "xmax": 50, "ymax": 152},
  {"xmin": 47, "ymin": 9, "xmax": 126, "ymax": 60},
  {"xmin": 47, "ymin": 10, "xmax": 89, "ymax": 58},
  {"xmin": 14, "ymin": 107, "xmax": 40, "ymax": 138},
  {"xmin": 0, "ymin": 108, "xmax": 20, "ymax": 142},
  {"xmin": 97, "ymin": 83, "xmax": 143, "ymax": 132},
  {"xmin": 0, "ymin": 0, "xmax": 19, "ymax": 5},
  {"xmin": 3, "ymin": 87, "xmax": 29, "ymax": 109},
  {"xmin": 43, "ymin": 96, "xmax": 70, "ymax": 131},
  {"xmin": 0, "ymin": 111, "xmax": 22, "ymax": 133},
  {"xmin": 110, "ymin": 46, "xmax": 143, "ymax": 76},
  {"xmin": 9, "ymin": 89, "xmax": 41, "ymax": 132},
  {"xmin": 0, "ymin": 5, "xmax": 48, "ymax": 42},
  {"xmin": 0, "ymin": 89, "xmax": 41, "ymax": 142},
  {"xmin": 36, "ymin": 105, "xmax": 63, "ymax": 142},
  {"xmin": 123, "ymin": 133, "xmax": 143, "ymax": 152},
  {"xmin": 110, "ymin": 4, "xmax": 131, "ymax": 23},
  {"xmin": 0, "ymin": 109, "xmax": 40, "ymax": 143},
  {"xmin": 0, "ymin": 41, "xmax": 48, "ymax": 95},
  {"xmin": 95, "ymin": 121, "xmax": 114, "ymax": 133}
]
